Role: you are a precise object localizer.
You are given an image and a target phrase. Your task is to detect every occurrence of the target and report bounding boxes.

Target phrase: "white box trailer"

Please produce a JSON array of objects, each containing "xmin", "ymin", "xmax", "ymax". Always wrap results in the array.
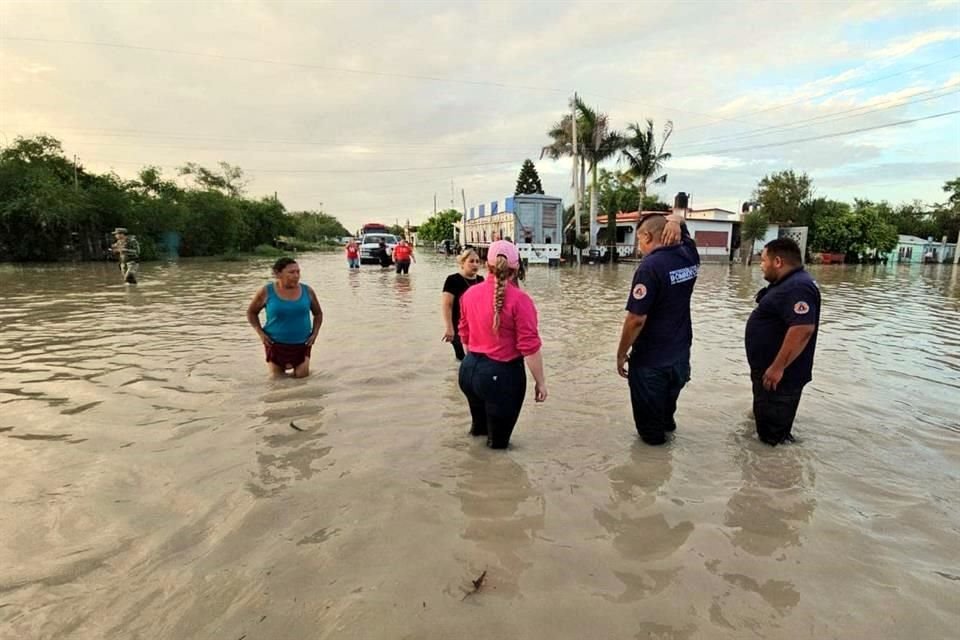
[{"xmin": 462, "ymin": 194, "xmax": 563, "ymax": 265}]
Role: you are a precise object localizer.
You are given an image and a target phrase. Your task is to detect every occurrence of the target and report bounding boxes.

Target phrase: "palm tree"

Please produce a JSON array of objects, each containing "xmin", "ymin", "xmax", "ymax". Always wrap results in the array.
[
  {"xmin": 620, "ymin": 119, "xmax": 674, "ymax": 210},
  {"xmin": 541, "ymin": 105, "xmax": 588, "ymax": 252},
  {"xmin": 574, "ymin": 97, "xmax": 623, "ymax": 259},
  {"xmin": 740, "ymin": 209, "xmax": 769, "ymax": 265},
  {"xmin": 541, "ymin": 110, "xmax": 587, "ymax": 217}
]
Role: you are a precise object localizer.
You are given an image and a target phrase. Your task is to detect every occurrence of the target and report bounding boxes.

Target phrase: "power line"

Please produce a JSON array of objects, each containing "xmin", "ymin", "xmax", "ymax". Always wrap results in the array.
[
  {"xmin": 679, "ymin": 52, "xmax": 960, "ymax": 133},
  {"xmin": 684, "ymin": 109, "xmax": 960, "ymax": 157},
  {"xmin": 0, "ymin": 36, "xmax": 798, "ymax": 128},
  {"xmin": 79, "ymin": 157, "xmax": 521, "ymax": 174},
  {"xmin": 0, "ymin": 36, "xmax": 573, "ymax": 94},
  {"xmin": 674, "ymin": 86, "xmax": 960, "ymax": 152}
]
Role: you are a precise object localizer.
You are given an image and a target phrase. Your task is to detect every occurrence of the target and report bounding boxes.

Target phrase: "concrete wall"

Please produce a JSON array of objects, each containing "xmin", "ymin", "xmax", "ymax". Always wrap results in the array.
[{"xmin": 686, "ymin": 220, "xmax": 733, "ymax": 257}]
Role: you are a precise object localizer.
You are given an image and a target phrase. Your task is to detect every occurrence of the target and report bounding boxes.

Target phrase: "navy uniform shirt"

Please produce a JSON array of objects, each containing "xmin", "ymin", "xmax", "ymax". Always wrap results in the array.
[
  {"xmin": 624, "ymin": 237, "xmax": 700, "ymax": 368},
  {"xmin": 745, "ymin": 268, "xmax": 821, "ymax": 390}
]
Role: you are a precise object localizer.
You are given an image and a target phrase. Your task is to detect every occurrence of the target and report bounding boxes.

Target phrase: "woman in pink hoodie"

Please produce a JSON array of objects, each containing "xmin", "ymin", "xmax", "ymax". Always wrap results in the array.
[{"xmin": 457, "ymin": 240, "xmax": 547, "ymax": 449}]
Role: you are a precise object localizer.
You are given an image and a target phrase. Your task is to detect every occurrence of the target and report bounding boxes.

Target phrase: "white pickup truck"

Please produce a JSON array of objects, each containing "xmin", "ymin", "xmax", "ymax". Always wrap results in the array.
[{"xmin": 359, "ymin": 233, "xmax": 399, "ymax": 265}]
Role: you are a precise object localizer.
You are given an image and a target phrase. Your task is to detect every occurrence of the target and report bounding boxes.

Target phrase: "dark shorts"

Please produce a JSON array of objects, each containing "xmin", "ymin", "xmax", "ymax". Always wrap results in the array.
[
  {"xmin": 628, "ymin": 358, "xmax": 690, "ymax": 445},
  {"xmin": 751, "ymin": 371, "xmax": 803, "ymax": 446},
  {"xmin": 395, "ymin": 260, "xmax": 411, "ymax": 274},
  {"xmin": 265, "ymin": 342, "xmax": 312, "ymax": 368}
]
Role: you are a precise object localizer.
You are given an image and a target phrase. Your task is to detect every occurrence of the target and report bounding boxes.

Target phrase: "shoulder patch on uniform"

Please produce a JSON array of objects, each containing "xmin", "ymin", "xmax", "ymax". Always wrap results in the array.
[
  {"xmin": 794, "ymin": 301, "xmax": 810, "ymax": 315},
  {"xmin": 632, "ymin": 283, "xmax": 647, "ymax": 300}
]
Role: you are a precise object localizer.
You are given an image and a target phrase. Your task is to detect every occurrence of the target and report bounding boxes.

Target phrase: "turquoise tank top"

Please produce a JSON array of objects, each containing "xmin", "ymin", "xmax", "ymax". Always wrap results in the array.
[{"xmin": 263, "ymin": 283, "xmax": 312, "ymax": 345}]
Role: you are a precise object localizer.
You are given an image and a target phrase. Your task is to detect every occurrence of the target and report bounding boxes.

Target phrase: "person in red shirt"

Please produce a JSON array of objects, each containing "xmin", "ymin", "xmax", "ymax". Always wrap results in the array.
[
  {"xmin": 457, "ymin": 240, "xmax": 547, "ymax": 449},
  {"xmin": 345, "ymin": 240, "xmax": 360, "ymax": 269},
  {"xmin": 393, "ymin": 239, "xmax": 415, "ymax": 274}
]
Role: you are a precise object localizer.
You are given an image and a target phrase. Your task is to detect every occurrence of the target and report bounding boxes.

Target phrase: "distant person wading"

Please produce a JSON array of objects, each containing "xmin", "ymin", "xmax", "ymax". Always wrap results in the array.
[
  {"xmin": 111, "ymin": 227, "xmax": 140, "ymax": 284},
  {"xmin": 246, "ymin": 258, "xmax": 323, "ymax": 378},
  {"xmin": 457, "ymin": 240, "xmax": 547, "ymax": 449},
  {"xmin": 393, "ymin": 239, "xmax": 415, "ymax": 274},
  {"xmin": 441, "ymin": 248, "xmax": 484, "ymax": 361}
]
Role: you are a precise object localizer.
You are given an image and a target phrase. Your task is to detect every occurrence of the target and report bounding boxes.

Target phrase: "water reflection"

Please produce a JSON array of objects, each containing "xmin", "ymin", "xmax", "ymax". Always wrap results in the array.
[
  {"xmin": 452, "ymin": 446, "xmax": 545, "ymax": 599},
  {"xmin": 594, "ymin": 444, "xmax": 692, "ymax": 603},
  {"xmin": 248, "ymin": 383, "xmax": 331, "ymax": 498},
  {"xmin": 724, "ymin": 443, "xmax": 816, "ymax": 557}
]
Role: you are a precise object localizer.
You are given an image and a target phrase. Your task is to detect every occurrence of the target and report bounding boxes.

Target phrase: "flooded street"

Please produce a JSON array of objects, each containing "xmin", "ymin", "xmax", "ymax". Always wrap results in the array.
[{"xmin": 1, "ymin": 253, "xmax": 958, "ymax": 639}]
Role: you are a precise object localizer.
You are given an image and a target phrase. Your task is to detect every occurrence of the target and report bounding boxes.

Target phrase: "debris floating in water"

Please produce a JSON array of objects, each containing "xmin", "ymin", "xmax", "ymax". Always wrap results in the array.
[
  {"xmin": 462, "ymin": 569, "xmax": 487, "ymax": 600},
  {"xmin": 289, "ymin": 421, "xmax": 305, "ymax": 432}
]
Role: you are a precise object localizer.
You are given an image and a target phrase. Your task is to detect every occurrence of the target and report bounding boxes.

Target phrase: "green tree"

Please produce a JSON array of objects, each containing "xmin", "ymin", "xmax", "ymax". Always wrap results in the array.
[
  {"xmin": 418, "ymin": 209, "xmax": 461, "ymax": 243},
  {"xmin": 803, "ymin": 198, "xmax": 852, "ymax": 253},
  {"xmin": 575, "ymin": 97, "xmax": 623, "ymax": 257},
  {"xmin": 594, "ymin": 169, "xmax": 671, "ymax": 216},
  {"xmin": 514, "ymin": 159, "xmax": 544, "ymax": 195},
  {"xmin": 620, "ymin": 119, "xmax": 673, "ymax": 206},
  {"xmin": 849, "ymin": 199, "xmax": 898, "ymax": 259},
  {"xmin": 740, "ymin": 210, "xmax": 769, "ymax": 265},
  {"xmin": 290, "ymin": 211, "xmax": 350, "ymax": 241},
  {"xmin": 178, "ymin": 161, "xmax": 247, "ymax": 197},
  {"xmin": 755, "ymin": 170, "xmax": 813, "ymax": 224},
  {"xmin": 943, "ymin": 177, "xmax": 960, "ymax": 207}
]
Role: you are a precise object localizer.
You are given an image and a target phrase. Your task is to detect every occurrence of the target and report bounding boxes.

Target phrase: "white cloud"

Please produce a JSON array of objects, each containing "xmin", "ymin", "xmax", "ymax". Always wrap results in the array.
[
  {"xmin": 668, "ymin": 155, "xmax": 745, "ymax": 171},
  {"xmin": 0, "ymin": 1, "xmax": 956, "ymax": 227},
  {"xmin": 871, "ymin": 29, "xmax": 960, "ymax": 59}
]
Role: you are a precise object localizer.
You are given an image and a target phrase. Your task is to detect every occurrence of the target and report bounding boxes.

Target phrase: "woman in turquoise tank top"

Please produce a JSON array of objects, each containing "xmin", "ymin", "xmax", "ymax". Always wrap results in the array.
[{"xmin": 246, "ymin": 257, "xmax": 324, "ymax": 378}]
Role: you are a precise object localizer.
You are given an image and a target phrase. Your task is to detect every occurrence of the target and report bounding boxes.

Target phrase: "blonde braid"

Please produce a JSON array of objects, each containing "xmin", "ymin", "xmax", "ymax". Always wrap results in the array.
[{"xmin": 492, "ymin": 255, "xmax": 511, "ymax": 332}]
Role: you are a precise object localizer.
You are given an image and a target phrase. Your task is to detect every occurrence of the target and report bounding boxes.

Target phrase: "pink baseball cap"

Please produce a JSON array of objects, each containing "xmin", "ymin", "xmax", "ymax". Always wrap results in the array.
[{"xmin": 487, "ymin": 240, "xmax": 520, "ymax": 269}]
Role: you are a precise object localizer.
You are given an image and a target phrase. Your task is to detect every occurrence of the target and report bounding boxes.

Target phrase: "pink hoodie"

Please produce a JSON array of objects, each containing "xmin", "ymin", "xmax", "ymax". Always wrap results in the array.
[{"xmin": 458, "ymin": 278, "xmax": 542, "ymax": 362}]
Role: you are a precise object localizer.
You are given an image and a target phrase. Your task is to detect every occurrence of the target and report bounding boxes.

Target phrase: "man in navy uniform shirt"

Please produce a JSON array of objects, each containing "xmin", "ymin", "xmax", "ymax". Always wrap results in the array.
[
  {"xmin": 617, "ymin": 214, "xmax": 700, "ymax": 445},
  {"xmin": 745, "ymin": 237, "xmax": 821, "ymax": 446}
]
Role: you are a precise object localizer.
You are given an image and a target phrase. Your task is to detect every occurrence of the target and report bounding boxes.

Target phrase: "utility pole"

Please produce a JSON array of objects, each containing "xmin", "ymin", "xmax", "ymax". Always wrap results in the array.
[
  {"xmin": 461, "ymin": 188, "xmax": 468, "ymax": 246},
  {"xmin": 571, "ymin": 92, "xmax": 581, "ymax": 265},
  {"xmin": 73, "ymin": 155, "xmax": 79, "ymax": 192},
  {"xmin": 434, "ymin": 193, "xmax": 437, "ymax": 216}
]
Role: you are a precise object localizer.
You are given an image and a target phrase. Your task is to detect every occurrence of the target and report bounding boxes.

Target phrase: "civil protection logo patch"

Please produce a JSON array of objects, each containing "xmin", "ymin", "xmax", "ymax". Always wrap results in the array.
[
  {"xmin": 794, "ymin": 301, "xmax": 810, "ymax": 315},
  {"xmin": 632, "ymin": 283, "xmax": 647, "ymax": 300}
]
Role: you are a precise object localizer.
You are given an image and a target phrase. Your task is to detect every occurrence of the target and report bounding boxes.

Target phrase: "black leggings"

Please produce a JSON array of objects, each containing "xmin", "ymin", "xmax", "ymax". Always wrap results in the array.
[
  {"xmin": 458, "ymin": 353, "xmax": 526, "ymax": 449},
  {"xmin": 451, "ymin": 334, "xmax": 465, "ymax": 360},
  {"xmin": 395, "ymin": 260, "xmax": 410, "ymax": 274},
  {"xmin": 751, "ymin": 371, "xmax": 803, "ymax": 446}
]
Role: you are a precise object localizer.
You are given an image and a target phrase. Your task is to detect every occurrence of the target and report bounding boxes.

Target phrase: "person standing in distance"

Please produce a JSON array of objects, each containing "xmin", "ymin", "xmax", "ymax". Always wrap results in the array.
[
  {"xmin": 111, "ymin": 227, "xmax": 140, "ymax": 284},
  {"xmin": 441, "ymin": 248, "xmax": 484, "ymax": 361},
  {"xmin": 458, "ymin": 240, "xmax": 547, "ymax": 449},
  {"xmin": 745, "ymin": 237, "xmax": 820, "ymax": 446},
  {"xmin": 393, "ymin": 239, "xmax": 415, "ymax": 274},
  {"xmin": 616, "ymin": 214, "xmax": 698, "ymax": 445},
  {"xmin": 246, "ymin": 257, "xmax": 323, "ymax": 378},
  {"xmin": 345, "ymin": 239, "xmax": 360, "ymax": 269}
]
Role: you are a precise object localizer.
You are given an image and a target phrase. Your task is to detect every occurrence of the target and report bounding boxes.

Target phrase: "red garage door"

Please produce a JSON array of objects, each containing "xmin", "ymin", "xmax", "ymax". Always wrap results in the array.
[{"xmin": 694, "ymin": 230, "xmax": 728, "ymax": 248}]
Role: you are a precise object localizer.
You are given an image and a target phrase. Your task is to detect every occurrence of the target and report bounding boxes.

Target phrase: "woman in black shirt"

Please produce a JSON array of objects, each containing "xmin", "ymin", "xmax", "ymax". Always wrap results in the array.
[{"xmin": 441, "ymin": 248, "xmax": 484, "ymax": 360}]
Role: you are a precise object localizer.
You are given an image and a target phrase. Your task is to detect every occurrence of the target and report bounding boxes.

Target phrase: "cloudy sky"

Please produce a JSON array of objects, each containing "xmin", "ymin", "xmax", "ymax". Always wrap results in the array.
[{"xmin": 2, "ymin": 0, "xmax": 959, "ymax": 231}]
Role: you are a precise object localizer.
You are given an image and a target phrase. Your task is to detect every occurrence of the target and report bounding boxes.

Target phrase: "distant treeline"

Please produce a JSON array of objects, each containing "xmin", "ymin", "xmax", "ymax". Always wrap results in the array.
[{"xmin": 0, "ymin": 135, "xmax": 349, "ymax": 262}]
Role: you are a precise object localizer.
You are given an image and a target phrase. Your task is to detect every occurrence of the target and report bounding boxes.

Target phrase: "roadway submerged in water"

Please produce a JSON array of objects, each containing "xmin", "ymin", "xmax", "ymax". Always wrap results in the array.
[{"xmin": 0, "ymin": 255, "xmax": 958, "ymax": 639}]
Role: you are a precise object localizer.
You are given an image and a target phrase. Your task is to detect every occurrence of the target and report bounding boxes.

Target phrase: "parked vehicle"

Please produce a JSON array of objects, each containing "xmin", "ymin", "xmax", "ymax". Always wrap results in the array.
[{"xmin": 359, "ymin": 233, "xmax": 399, "ymax": 264}]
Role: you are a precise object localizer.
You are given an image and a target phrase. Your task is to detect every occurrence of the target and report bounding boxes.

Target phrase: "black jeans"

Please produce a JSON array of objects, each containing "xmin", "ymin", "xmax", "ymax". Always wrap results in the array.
[
  {"xmin": 751, "ymin": 371, "xmax": 803, "ymax": 446},
  {"xmin": 395, "ymin": 260, "xmax": 411, "ymax": 274},
  {"xmin": 451, "ymin": 334, "xmax": 465, "ymax": 361},
  {"xmin": 458, "ymin": 353, "xmax": 527, "ymax": 449},
  {"xmin": 628, "ymin": 358, "xmax": 690, "ymax": 445}
]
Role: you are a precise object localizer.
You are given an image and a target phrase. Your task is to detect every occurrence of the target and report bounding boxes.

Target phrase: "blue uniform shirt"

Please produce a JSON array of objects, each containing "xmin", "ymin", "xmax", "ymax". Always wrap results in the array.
[
  {"xmin": 745, "ymin": 268, "xmax": 821, "ymax": 391},
  {"xmin": 624, "ymin": 238, "xmax": 700, "ymax": 368}
]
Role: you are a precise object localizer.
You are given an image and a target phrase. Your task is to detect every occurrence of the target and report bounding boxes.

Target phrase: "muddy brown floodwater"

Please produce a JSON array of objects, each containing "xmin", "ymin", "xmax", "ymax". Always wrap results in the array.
[{"xmin": 1, "ymin": 254, "xmax": 958, "ymax": 639}]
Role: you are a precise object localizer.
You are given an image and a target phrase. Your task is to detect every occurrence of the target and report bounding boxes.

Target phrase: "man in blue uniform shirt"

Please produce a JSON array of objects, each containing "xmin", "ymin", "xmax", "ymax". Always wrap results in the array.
[
  {"xmin": 745, "ymin": 237, "xmax": 821, "ymax": 446},
  {"xmin": 617, "ymin": 214, "xmax": 700, "ymax": 445}
]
